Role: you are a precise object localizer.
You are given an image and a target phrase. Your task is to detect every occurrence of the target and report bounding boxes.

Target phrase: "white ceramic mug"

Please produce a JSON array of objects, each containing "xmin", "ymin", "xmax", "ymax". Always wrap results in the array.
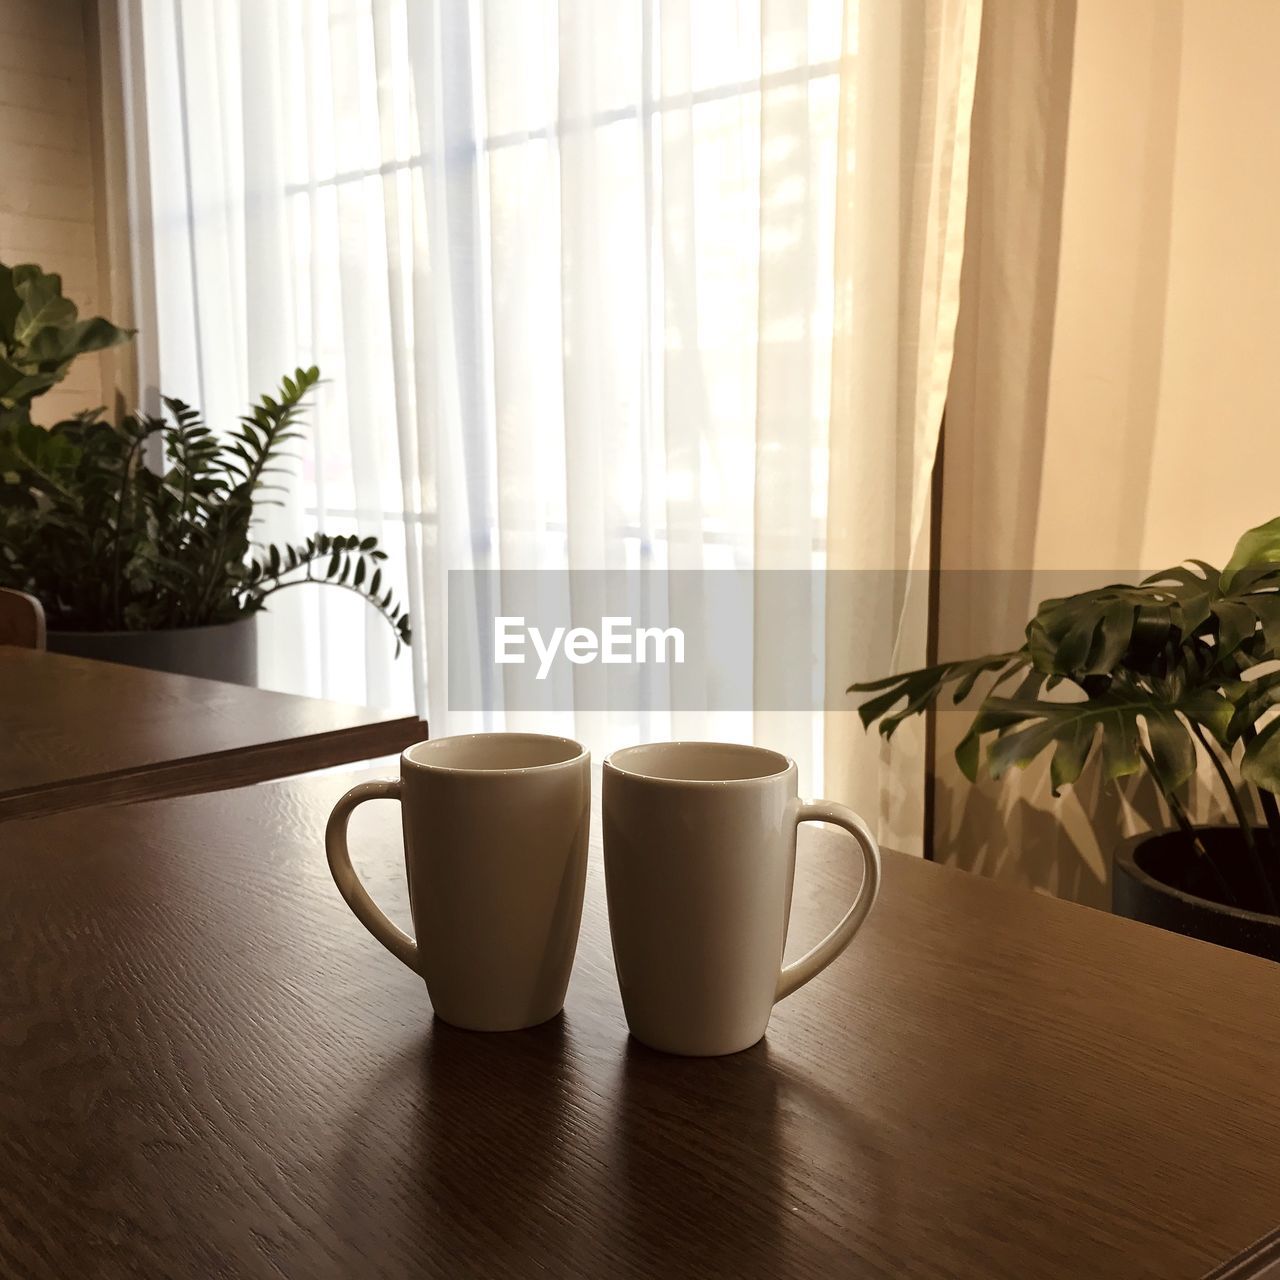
[
  {"xmin": 326, "ymin": 733, "xmax": 591, "ymax": 1032},
  {"xmin": 602, "ymin": 741, "xmax": 881, "ymax": 1056}
]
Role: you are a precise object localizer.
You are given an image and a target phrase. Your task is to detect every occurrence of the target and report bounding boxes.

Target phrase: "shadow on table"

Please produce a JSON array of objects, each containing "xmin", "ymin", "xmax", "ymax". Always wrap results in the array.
[
  {"xmin": 326, "ymin": 1013, "xmax": 582, "ymax": 1275},
  {"xmin": 327, "ymin": 1017, "xmax": 895, "ymax": 1277},
  {"xmin": 604, "ymin": 1037, "xmax": 898, "ymax": 1277},
  {"xmin": 604, "ymin": 1036, "xmax": 788, "ymax": 1274}
]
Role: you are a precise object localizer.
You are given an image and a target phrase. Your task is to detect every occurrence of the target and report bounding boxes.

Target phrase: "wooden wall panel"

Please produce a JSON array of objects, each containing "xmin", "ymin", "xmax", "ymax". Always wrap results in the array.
[{"xmin": 0, "ymin": 0, "xmax": 122, "ymax": 424}]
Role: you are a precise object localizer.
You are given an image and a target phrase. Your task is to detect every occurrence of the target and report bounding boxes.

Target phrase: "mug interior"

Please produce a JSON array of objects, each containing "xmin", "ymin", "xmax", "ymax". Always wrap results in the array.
[
  {"xmin": 606, "ymin": 741, "xmax": 792, "ymax": 783},
  {"xmin": 405, "ymin": 733, "xmax": 585, "ymax": 772}
]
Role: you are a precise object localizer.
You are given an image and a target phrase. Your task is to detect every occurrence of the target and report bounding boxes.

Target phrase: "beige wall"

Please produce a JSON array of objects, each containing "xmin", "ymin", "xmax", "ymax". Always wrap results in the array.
[
  {"xmin": 1035, "ymin": 0, "xmax": 1280, "ymax": 573},
  {"xmin": 935, "ymin": 0, "xmax": 1280, "ymax": 904},
  {"xmin": 1141, "ymin": 0, "xmax": 1280, "ymax": 567},
  {"xmin": 0, "ymin": 0, "xmax": 126, "ymax": 423}
]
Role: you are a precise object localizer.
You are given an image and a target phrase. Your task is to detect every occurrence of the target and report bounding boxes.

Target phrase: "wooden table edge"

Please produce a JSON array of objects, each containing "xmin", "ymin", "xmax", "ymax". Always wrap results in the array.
[
  {"xmin": 1204, "ymin": 1226, "xmax": 1280, "ymax": 1279},
  {"xmin": 0, "ymin": 715, "xmax": 426, "ymax": 823}
]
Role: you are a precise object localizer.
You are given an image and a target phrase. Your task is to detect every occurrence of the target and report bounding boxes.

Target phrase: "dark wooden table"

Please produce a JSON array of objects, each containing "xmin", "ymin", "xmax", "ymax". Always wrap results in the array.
[
  {"xmin": 2, "ymin": 769, "xmax": 1279, "ymax": 1279},
  {"xmin": 0, "ymin": 646, "xmax": 426, "ymax": 821}
]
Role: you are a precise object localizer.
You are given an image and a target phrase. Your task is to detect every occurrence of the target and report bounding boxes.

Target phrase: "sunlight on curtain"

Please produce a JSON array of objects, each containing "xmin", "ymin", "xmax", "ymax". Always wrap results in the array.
[
  {"xmin": 118, "ymin": 0, "xmax": 980, "ymax": 813},
  {"xmin": 122, "ymin": 0, "xmax": 844, "ymax": 788}
]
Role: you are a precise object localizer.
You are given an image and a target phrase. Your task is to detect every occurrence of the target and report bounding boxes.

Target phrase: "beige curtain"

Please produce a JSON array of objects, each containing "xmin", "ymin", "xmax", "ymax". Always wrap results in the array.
[
  {"xmin": 933, "ymin": 0, "xmax": 1083, "ymax": 888},
  {"xmin": 936, "ymin": 0, "xmax": 1280, "ymax": 902},
  {"xmin": 825, "ymin": 0, "xmax": 984, "ymax": 851}
]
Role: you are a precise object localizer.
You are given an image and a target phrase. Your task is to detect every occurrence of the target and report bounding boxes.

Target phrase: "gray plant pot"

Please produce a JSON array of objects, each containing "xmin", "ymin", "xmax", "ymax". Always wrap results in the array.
[
  {"xmin": 47, "ymin": 616, "xmax": 259, "ymax": 687},
  {"xmin": 1113, "ymin": 827, "xmax": 1280, "ymax": 962}
]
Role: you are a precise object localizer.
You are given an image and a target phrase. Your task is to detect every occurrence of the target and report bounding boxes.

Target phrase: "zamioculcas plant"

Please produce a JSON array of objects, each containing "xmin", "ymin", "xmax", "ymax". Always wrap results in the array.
[
  {"xmin": 849, "ymin": 518, "xmax": 1280, "ymax": 919},
  {"xmin": 0, "ymin": 262, "xmax": 410, "ymax": 650}
]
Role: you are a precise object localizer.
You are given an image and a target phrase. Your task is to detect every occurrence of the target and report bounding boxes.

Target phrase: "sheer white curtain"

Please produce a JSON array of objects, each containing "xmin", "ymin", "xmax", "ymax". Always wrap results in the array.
[{"xmin": 115, "ymin": 0, "xmax": 980, "ymax": 816}]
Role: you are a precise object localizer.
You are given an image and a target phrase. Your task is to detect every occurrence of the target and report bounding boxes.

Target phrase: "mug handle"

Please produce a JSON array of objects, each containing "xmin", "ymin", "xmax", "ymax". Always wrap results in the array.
[
  {"xmin": 776, "ymin": 799, "xmax": 881, "ymax": 1002},
  {"xmin": 325, "ymin": 778, "xmax": 421, "ymax": 974}
]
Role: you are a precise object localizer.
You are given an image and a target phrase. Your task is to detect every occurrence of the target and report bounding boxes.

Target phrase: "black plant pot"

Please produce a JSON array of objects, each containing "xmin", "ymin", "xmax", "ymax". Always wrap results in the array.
[
  {"xmin": 46, "ymin": 617, "xmax": 258, "ymax": 687},
  {"xmin": 1113, "ymin": 827, "xmax": 1280, "ymax": 962}
]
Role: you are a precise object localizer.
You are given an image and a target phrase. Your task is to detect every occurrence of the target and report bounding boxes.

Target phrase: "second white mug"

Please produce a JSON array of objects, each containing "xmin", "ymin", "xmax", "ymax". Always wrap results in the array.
[{"xmin": 602, "ymin": 741, "xmax": 881, "ymax": 1056}]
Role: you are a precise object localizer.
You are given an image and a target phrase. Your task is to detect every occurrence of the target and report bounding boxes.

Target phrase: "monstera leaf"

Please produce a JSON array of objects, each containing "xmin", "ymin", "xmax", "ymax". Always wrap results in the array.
[
  {"xmin": 1026, "ymin": 584, "xmax": 1190, "ymax": 678},
  {"xmin": 1242, "ymin": 719, "xmax": 1280, "ymax": 792},
  {"xmin": 0, "ymin": 263, "xmax": 133, "ymax": 412},
  {"xmin": 852, "ymin": 513, "xmax": 1280, "ymax": 792},
  {"xmin": 955, "ymin": 686, "xmax": 1215, "ymax": 795},
  {"xmin": 849, "ymin": 518, "xmax": 1280, "ymax": 913},
  {"xmin": 850, "ymin": 651, "xmax": 1026, "ymax": 738},
  {"xmin": 1222, "ymin": 517, "xmax": 1280, "ymax": 591}
]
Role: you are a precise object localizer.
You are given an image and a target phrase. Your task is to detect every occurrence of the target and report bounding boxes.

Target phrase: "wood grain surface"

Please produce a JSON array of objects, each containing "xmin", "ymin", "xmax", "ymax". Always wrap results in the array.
[
  {"xmin": 1, "ymin": 769, "xmax": 1279, "ymax": 1278},
  {"xmin": 0, "ymin": 646, "xmax": 426, "ymax": 821}
]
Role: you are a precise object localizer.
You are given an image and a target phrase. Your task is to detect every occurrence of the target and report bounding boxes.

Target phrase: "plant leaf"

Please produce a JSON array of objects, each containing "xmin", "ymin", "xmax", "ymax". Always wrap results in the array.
[
  {"xmin": 1242, "ymin": 717, "xmax": 1280, "ymax": 793},
  {"xmin": 1143, "ymin": 709, "xmax": 1196, "ymax": 792},
  {"xmin": 849, "ymin": 653, "xmax": 1018, "ymax": 735},
  {"xmin": 977, "ymin": 694, "xmax": 1150, "ymax": 785},
  {"xmin": 1180, "ymin": 688, "xmax": 1235, "ymax": 744},
  {"xmin": 1223, "ymin": 517, "xmax": 1280, "ymax": 591},
  {"xmin": 1050, "ymin": 719, "xmax": 1098, "ymax": 795},
  {"xmin": 1211, "ymin": 599, "xmax": 1257, "ymax": 660}
]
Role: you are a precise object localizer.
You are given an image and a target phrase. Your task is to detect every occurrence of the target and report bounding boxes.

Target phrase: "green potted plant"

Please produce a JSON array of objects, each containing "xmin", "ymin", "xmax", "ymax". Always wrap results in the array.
[
  {"xmin": 850, "ymin": 519, "xmax": 1280, "ymax": 961},
  {"xmin": 0, "ymin": 263, "xmax": 410, "ymax": 684}
]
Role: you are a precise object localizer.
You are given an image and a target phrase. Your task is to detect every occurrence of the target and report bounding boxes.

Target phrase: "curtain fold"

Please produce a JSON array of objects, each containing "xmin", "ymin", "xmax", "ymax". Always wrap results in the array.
[
  {"xmin": 110, "ymin": 0, "xmax": 980, "ymax": 818},
  {"xmin": 824, "ymin": 0, "xmax": 983, "ymax": 849}
]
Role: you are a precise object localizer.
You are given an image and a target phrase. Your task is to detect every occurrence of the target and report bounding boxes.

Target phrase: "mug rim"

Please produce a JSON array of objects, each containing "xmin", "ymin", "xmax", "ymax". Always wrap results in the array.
[
  {"xmin": 603, "ymin": 739, "xmax": 796, "ymax": 787},
  {"xmin": 402, "ymin": 732, "xmax": 588, "ymax": 776}
]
